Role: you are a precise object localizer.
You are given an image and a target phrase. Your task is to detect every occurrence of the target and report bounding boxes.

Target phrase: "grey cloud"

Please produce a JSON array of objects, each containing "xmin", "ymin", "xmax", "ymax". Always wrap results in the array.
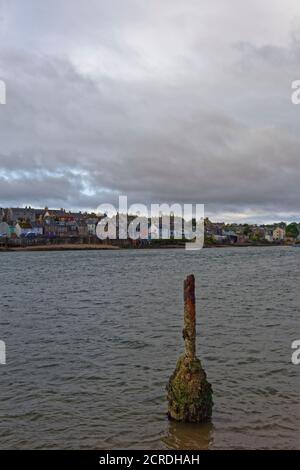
[{"xmin": 0, "ymin": 0, "xmax": 300, "ymax": 222}]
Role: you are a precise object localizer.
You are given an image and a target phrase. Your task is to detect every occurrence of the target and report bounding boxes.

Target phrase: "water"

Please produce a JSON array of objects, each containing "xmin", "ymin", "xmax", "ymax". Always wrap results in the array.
[{"xmin": 0, "ymin": 247, "xmax": 299, "ymax": 449}]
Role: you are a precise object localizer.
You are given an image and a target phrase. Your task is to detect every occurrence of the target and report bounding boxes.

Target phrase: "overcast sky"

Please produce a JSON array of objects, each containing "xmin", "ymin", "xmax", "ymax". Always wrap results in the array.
[{"xmin": 0, "ymin": 0, "xmax": 300, "ymax": 223}]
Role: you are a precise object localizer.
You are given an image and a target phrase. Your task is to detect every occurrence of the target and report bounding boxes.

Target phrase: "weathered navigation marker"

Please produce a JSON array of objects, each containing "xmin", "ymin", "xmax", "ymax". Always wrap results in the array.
[{"xmin": 167, "ymin": 274, "xmax": 213, "ymax": 422}]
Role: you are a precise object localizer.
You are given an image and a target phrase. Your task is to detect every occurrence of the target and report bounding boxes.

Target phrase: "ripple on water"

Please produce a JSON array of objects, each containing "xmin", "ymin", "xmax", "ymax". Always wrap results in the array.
[{"xmin": 0, "ymin": 247, "xmax": 299, "ymax": 449}]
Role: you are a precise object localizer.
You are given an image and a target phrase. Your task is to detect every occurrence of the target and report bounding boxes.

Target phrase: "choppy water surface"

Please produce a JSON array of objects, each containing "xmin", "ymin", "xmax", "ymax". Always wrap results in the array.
[{"xmin": 0, "ymin": 247, "xmax": 299, "ymax": 449}]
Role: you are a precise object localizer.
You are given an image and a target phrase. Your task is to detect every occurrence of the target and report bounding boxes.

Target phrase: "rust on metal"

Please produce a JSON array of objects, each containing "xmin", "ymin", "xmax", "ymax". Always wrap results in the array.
[{"xmin": 166, "ymin": 274, "xmax": 213, "ymax": 423}]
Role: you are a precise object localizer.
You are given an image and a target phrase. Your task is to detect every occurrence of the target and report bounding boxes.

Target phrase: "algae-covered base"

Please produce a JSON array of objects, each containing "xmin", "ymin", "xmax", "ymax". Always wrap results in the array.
[{"xmin": 167, "ymin": 355, "xmax": 213, "ymax": 423}]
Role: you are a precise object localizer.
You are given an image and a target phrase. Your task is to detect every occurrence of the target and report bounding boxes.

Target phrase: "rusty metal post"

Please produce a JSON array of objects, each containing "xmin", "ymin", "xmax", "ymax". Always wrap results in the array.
[
  {"xmin": 183, "ymin": 274, "xmax": 196, "ymax": 361},
  {"xmin": 166, "ymin": 274, "xmax": 213, "ymax": 422}
]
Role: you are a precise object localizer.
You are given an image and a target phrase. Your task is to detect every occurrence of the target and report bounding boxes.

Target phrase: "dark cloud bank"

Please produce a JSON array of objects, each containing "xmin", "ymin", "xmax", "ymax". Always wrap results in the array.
[{"xmin": 0, "ymin": 0, "xmax": 300, "ymax": 223}]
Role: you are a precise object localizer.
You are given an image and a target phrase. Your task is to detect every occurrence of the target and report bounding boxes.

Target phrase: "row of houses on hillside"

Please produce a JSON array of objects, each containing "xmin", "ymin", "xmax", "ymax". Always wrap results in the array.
[
  {"xmin": 1, "ymin": 208, "xmax": 299, "ymax": 244},
  {"xmin": 0, "ymin": 207, "xmax": 100, "ymax": 240},
  {"xmin": 204, "ymin": 218, "xmax": 300, "ymax": 244}
]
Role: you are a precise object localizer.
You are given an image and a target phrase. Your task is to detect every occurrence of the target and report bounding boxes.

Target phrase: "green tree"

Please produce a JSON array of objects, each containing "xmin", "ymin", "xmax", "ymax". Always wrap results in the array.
[
  {"xmin": 286, "ymin": 223, "xmax": 299, "ymax": 239},
  {"xmin": 250, "ymin": 233, "xmax": 260, "ymax": 243},
  {"xmin": 243, "ymin": 224, "xmax": 251, "ymax": 236}
]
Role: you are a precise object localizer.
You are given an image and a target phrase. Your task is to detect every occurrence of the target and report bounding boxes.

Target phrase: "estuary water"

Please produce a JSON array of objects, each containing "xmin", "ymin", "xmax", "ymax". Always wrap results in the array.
[{"xmin": 0, "ymin": 246, "xmax": 299, "ymax": 449}]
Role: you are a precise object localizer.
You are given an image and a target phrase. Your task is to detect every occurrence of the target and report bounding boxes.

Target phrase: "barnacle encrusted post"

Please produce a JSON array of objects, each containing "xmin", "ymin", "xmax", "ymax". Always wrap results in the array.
[{"xmin": 167, "ymin": 274, "xmax": 213, "ymax": 422}]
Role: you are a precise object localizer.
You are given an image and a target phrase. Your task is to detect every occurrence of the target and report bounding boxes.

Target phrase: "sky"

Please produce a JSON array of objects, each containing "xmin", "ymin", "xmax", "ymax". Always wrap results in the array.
[{"xmin": 0, "ymin": 0, "xmax": 300, "ymax": 224}]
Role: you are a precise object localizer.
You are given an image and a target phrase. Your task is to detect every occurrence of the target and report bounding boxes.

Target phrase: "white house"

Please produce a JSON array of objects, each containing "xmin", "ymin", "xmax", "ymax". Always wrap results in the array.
[
  {"xmin": 273, "ymin": 227, "xmax": 285, "ymax": 241},
  {"xmin": 213, "ymin": 234, "xmax": 227, "ymax": 242},
  {"xmin": 15, "ymin": 223, "xmax": 32, "ymax": 237},
  {"xmin": 15, "ymin": 222, "xmax": 43, "ymax": 238},
  {"xmin": 0, "ymin": 222, "xmax": 10, "ymax": 238},
  {"xmin": 86, "ymin": 218, "xmax": 98, "ymax": 235},
  {"xmin": 265, "ymin": 231, "xmax": 273, "ymax": 242},
  {"xmin": 148, "ymin": 224, "xmax": 160, "ymax": 239}
]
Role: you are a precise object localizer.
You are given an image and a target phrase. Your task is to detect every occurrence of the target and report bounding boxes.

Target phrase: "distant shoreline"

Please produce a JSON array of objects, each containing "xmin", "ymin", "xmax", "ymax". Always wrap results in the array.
[
  {"xmin": 0, "ymin": 243, "xmax": 120, "ymax": 252},
  {"xmin": 0, "ymin": 242, "xmax": 296, "ymax": 252}
]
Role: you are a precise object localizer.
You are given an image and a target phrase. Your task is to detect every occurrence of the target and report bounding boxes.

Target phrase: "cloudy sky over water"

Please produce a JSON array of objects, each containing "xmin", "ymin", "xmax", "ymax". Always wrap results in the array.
[{"xmin": 0, "ymin": 0, "xmax": 300, "ymax": 223}]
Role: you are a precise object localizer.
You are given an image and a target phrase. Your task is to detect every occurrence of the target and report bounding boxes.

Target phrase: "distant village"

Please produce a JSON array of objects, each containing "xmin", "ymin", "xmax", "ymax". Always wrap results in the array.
[{"xmin": 0, "ymin": 206, "xmax": 300, "ymax": 248}]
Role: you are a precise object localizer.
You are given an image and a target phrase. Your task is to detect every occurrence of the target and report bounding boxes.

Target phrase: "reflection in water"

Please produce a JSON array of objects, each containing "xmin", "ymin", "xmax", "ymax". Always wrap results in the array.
[{"xmin": 162, "ymin": 420, "xmax": 214, "ymax": 450}]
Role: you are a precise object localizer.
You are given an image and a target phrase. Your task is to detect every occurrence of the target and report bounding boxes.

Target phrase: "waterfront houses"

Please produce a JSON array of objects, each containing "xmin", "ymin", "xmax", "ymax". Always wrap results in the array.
[
  {"xmin": 15, "ymin": 222, "xmax": 43, "ymax": 238},
  {"xmin": 0, "ymin": 207, "xmax": 299, "ymax": 247},
  {"xmin": 0, "ymin": 207, "xmax": 102, "ymax": 243},
  {"xmin": 0, "ymin": 221, "xmax": 10, "ymax": 237},
  {"xmin": 7, "ymin": 207, "xmax": 44, "ymax": 224}
]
